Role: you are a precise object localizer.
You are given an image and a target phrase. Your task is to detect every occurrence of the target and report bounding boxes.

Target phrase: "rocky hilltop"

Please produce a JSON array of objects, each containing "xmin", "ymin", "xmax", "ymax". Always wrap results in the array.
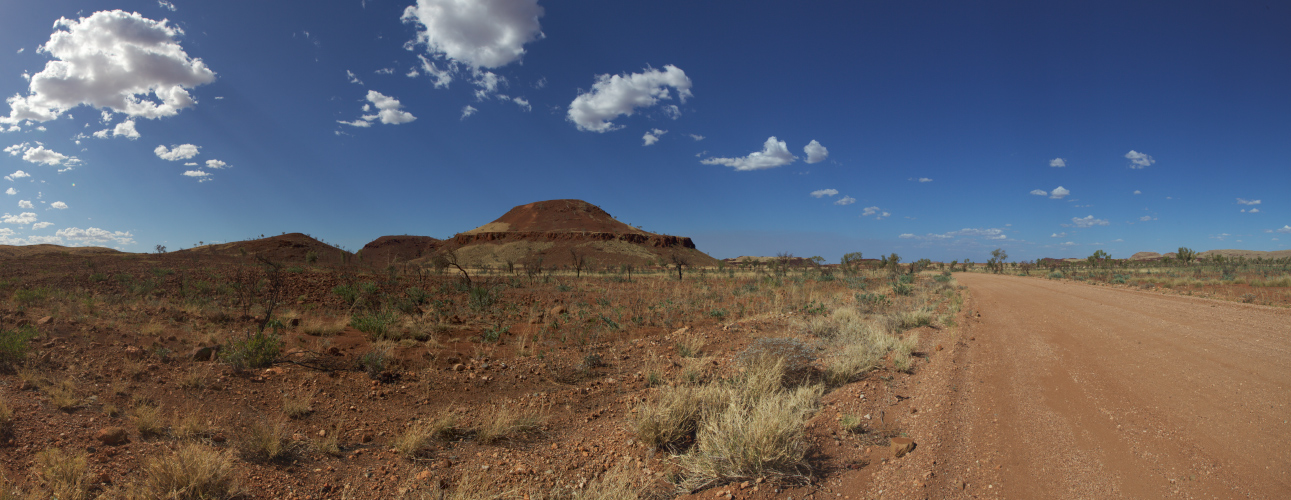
[
  {"xmin": 424, "ymin": 199, "xmax": 720, "ymax": 268},
  {"xmin": 173, "ymin": 233, "xmax": 351, "ymax": 264},
  {"xmin": 358, "ymin": 235, "xmax": 441, "ymax": 264}
]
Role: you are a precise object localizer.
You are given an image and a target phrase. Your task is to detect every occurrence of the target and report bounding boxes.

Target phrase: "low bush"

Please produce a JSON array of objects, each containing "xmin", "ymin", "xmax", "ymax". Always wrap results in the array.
[
  {"xmin": 221, "ymin": 331, "xmax": 281, "ymax": 370},
  {"xmin": 141, "ymin": 443, "xmax": 239, "ymax": 499},
  {"xmin": 351, "ymin": 311, "xmax": 397, "ymax": 338},
  {"xmin": 475, "ymin": 406, "xmax": 543, "ymax": 444},
  {"xmin": 240, "ymin": 420, "xmax": 297, "ymax": 463},
  {"xmin": 0, "ymin": 325, "xmax": 36, "ymax": 369},
  {"xmin": 35, "ymin": 447, "xmax": 90, "ymax": 500}
]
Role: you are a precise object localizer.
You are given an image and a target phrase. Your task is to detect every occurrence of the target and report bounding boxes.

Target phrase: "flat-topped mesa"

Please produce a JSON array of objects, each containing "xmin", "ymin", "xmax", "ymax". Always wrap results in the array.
[
  {"xmin": 438, "ymin": 199, "xmax": 719, "ymax": 268},
  {"xmin": 462, "ymin": 199, "xmax": 650, "ymax": 235},
  {"xmin": 359, "ymin": 235, "xmax": 442, "ymax": 263}
]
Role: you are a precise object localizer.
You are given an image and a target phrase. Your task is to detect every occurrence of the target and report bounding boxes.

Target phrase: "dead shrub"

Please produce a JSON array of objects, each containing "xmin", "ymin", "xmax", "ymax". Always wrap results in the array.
[
  {"xmin": 34, "ymin": 447, "xmax": 90, "ymax": 500},
  {"xmin": 141, "ymin": 443, "xmax": 239, "ymax": 499}
]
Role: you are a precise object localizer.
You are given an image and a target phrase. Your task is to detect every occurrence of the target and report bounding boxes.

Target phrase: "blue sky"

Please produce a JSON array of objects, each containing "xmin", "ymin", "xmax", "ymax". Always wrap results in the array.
[{"xmin": 1, "ymin": 0, "xmax": 1288, "ymax": 262}]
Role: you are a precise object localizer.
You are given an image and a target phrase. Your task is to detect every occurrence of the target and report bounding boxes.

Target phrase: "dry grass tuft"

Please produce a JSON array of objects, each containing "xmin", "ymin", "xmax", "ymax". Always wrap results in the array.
[
  {"xmin": 0, "ymin": 398, "xmax": 13, "ymax": 437},
  {"xmin": 178, "ymin": 366, "xmax": 209, "ymax": 391},
  {"xmin": 240, "ymin": 419, "xmax": 298, "ymax": 462},
  {"xmin": 172, "ymin": 411, "xmax": 214, "ymax": 441},
  {"xmin": 47, "ymin": 378, "xmax": 80, "ymax": 411},
  {"xmin": 474, "ymin": 406, "xmax": 543, "ymax": 444},
  {"xmin": 282, "ymin": 391, "xmax": 314, "ymax": 419},
  {"xmin": 302, "ymin": 316, "xmax": 347, "ymax": 336},
  {"xmin": 133, "ymin": 404, "xmax": 167, "ymax": 438},
  {"xmin": 395, "ymin": 410, "xmax": 460, "ymax": 459},
  {"xmin": 34, "ymin": 447, "xmax": 90, "ymax": 500},
  {"xmin": 140, "ymin": 443, "xmax": 239, "ymax": 499}
]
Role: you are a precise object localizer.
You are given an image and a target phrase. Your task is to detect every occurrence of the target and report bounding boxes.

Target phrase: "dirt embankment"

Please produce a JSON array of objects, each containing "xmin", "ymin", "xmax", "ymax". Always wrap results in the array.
[{"xmin": 872, "ymin": 273, "xmax": 1291, "ymax": 498}]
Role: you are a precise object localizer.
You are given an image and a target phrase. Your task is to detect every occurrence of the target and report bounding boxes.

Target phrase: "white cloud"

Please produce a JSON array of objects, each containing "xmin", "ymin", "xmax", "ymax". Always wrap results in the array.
[
  {"xmin": 1051, "ymin": 232, "xmax": 1066, "ymax": 238},
  {"xmin": 1049, "ymin": 158, "xmax": 1066, "ymax": 167},
  {"xmin": 834, "ymin": 196, "xmax": 856, "ymax": 206},
  {"xmin": 346, "ymin": 70, "xmax": 364, "ymax": 85},
  {"xmin": 6, "ymin": 143, "xmax": 81, "ymax": 167},
  {"xmin": 18, "ymin": 200, "xmax": 33, "ymax": 209},
  {"xmin": 340, "ymin": 90, "xmax": 416, "ymax": 127},
  {"xmin": 688, "ymin": 134, "xmax": 705, "ymax": 141},
  {"xmin": 1030, "ymin": 189, "xmax": 1048, "ymax": 196},
  {"xmin": 512, "ymin": 96, "xmax": 530, "ymax": 111},
  {"xmin": 1133, "ymin": 190, "xmax": 1141, "ymax": 195},
  {"xmin": 642, "ymin": 128, "xmax": 667, "ymax": 146},
  {"xmin": 1, "ymin": 10, "xmax": 215, "ymax": 126},
  {"xmin": 155, "ymin": 144, "xmax": 200, "ymax": 161},
  {"xmin": 32, "ymin": 221, "xmax": 53, "ymax": 230},
  {"xmin": 1125, "ymin": 150, "xmax": 1154, "ymax": 169},
  {"xmin": 803, "ymin": 140, "xmax": 828, "ymax": 164},
  {"xmin": 4, "ymin": 170, "xmax": 29, "ymax": 181},
  {"xmin": 861, "ymin": 206, "xmax": 890, "ymax": 220},
  {"xmin": 375, "ymin": 68, "xmax": 394, "ymax": 75},
  {"xmin": 416, "ymin": 55, "xmax": 453, "ymax": 88},
  {"xmin": 460, "ymin": 105, "xmax": 478, "ymax": 120},
  {"xmin": 1049, "ymin": 186, "xmax": 1070, "ymax": 199},
  {"xmin": 1237, "ymin": 198, "xmax": 1261, "ymax": 205},
  {"xmin": 56, "ymin": 226, "xmax": 135, "ymax": 246},
  {"xmin": 1246, "ymin": 208, "xmax": 1261, "ymax": 213},
  {"xmin": 1139, "ymin": 215, "xmax": 1154, "ymax": 221},
  {"xmin": 182, "ymin": 170, "xmax": 211, "ymax": 182},
  {"xmin": 158, "ymin": 1, "xmax": 176, "ymax": 11},
  {"xmin": 701, "ymin": 136, "xmax": 795, "ymax": 171},
  {"xmin": 810, "ymin": 189, "xmax": 838, "ymax": 198},
  {"xmin": 50, "ymin": 201, "xmax": 67, "ymax": 210},
  {"xmin": 183, "ymin": 162, "xmax": 197, "ymax": 166},
  {"xmin": 3, "ymin": 188, "xmax": 14, "ymax": 195},
  {"xmin": 2, "ymin": 212, "xmax": 37, "ymax": 224},
  {"xmin": 900, "ymin": 227, "xmax": 1006, "ymax": 241},
  {"xmin": 205, "ymin": 159, "xmax": 228, "ymax": 169},
  {"xmin": 567, "ymin": 65, "xmax": 692, "ymax": 133},
  {"xmin": 917, "ymin": 177, "xmax": 932, "ymax": 183},
  {"xmin": 1275, "ymin": 225, "xmax": 1291, "ymax": 234},
  {"xmin": 93, "ymin": 119, "xmax": 140, "ymax": 140},
  {"xmin": 402, "ymin": 0, "xmax": 544, "ymax": 70},
  {"xmin": 1069, "ymin": 215, "xmax": 1110, "ymax": 228}
]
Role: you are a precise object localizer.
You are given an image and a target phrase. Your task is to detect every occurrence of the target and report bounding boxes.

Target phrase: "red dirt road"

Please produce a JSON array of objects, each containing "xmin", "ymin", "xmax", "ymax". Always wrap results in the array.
[{"xmin": 930, "ymin": 274, "xmax": 1291, "ymax": 499}]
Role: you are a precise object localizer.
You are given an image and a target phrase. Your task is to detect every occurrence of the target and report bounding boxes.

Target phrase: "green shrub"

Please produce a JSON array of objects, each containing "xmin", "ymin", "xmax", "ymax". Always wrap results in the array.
[
  {"xmin": 331, "ymin": 284, "xmax": 358, "ymax": 306},
  {"xmin": 1048, "ymin": 271, "xmax": 1063, "ymax": 279},
  {"xmin": 891, "ymin": 283, "xmax": 913, "ymax": 296},
  {"xmin": 0, "ymin": 326, "xmax": 36, "ymax": 368},
  {"xmin": 358, "ymin": 342, "xmax": 393, "ymax": 377},
  {"xmin": 221, "ymin": 331, "xmax": 281, "ymax": 370},
  {"xmin": 12, "ymin": 287, "xmax": 49, "ymax": 308},
  {"xmin": 351, "ymin": 311, "xmax": 397, "ymax": 337},
  {"xmin": 468, "ymin": 286, "xmax": 497, "ymax": 310},
  {"xmin": 305, "ymin": 251, "xmax": 318, "ymax": 264}
]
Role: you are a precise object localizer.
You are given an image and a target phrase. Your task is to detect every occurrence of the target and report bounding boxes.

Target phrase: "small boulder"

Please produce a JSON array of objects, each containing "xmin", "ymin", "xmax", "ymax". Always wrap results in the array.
[
  {"xmin": 890, "ymin": 437, "xmax": 916, "ymax": 458},
  {"xmin": 37, "ymin": 316, "xmax": 54, "ymax": 326},
  {"xmin": 549, "ymin": 305, "xmax": 568, "ymax": 317},
  {"xmin": 95, "ymin": 427, "xmax": 129, "ymax": 446},
  {"xmin": 191, "ymin": 346, "xmax": 219, "ymax": 361},
  {"xmin": 124, "ymin": 346, "xmax": 145, "ymax": 360}
]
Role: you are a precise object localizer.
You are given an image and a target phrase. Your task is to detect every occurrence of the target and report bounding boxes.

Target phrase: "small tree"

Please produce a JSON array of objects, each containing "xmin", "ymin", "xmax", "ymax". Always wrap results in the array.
[
  {"xmin": 154, "ymin": 244, "xmax": 167, "ymax": 254},
  {"xmin": 886, "ymin": 253, "xmax": 901, "ymax": 274},
  {"xmin": 1087, "ymin": 249, "xmax": 1111, "ymax": 268},
  {"xmin": 569, "ymin": 249, "xmax": 588, "ymax": 278},
  {"xmin": 432, "ymin": 249, "xmax": 472, "ymax": 287},
  {"xmin": 840, "ymin": 252, "xmax": 864, "ymax": 276},
  {"xmin": 775, "ymin": 252, "xmax": 794, "ymax": 276},
  {"xmin": 949, "ymin": 259, "xmax": 959, "ymax": 272},
  {"xmin": 670, "ymin": 253, "xmax": 689, "ymax": 280},
  {"xmin": 988, "ymin": 248, "xmax": 1008, "ymax": 274},
  {"xmin": 1176, "ymin": 247, "xmax": 1197, "ymax": 266}
]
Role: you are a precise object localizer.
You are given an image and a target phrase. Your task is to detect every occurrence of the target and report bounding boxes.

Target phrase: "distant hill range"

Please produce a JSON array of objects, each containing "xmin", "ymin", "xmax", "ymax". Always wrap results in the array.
[{"xmin": 171, "ymin": 233, "xmax": 352, "ymax": 264}]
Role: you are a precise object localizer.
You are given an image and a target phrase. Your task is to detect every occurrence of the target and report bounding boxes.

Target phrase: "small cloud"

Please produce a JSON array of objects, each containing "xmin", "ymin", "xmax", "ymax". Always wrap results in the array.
[
  {"xmin": 810, "ymin": 189, "xmax": 838, "ymax": 198},
  {"xmin": 1051, "ymin": 232, "xmax": 1066, "ymax": 238},
  {"xmin": 1237, "ymin": 198, "xmax": 1261, "ymax": 205},
  {"xmin": 701, "ymin": 136, "xmax": 796, "ymax": 171},
  {"xmin": 158, "ymin": 0, "xmax": 176, "ymax": 11},
  {"xmin": 1061, "ymin": 241, "xmax": 1077, "ymax": 247},
  {"xmin": 1113, "ymin": 238, "xmax": 1124, "ymax": 242},
  {"xmin": 1139, "ymin": 215, "xmax": 1156, "ymax": 222},
  {"xmin": 375, "ymin": 68, "xmax": 394, "ymax": 75},
  {"xmin": 155, "ymin": 144, "xmax": 200, "ymax": 161},
  {"xmin": 917, "ymin": 177, "xmax": 932, "ymax": 183},
  {"xmin": 642, "ymin": 128, "xmax": 667, "ymax": 146},
  {"xmin": 1049, "ymin": 158, "xmax": 1066, "ymax": 167},
  {"xmin": 182, "ymin": 170, "xmax": 212, "ymax": 182},
  {"xmin": 566, "ymin": 65, "xmax": 692, "ymax": 132},
  {"xmin": 460, "ymin": 105, "xmax": 478, "ymax": 120},
  {"xmin": 1133, "ymin": 190, "xmax": 1141, "ymax": 195},
  {"xmin": 32, "ymin": 221, "xmax": 53, "ymax": 230},
  {"xmin": 1275, "ymin": 225, "xmax": 1291, "ymax": 234},
  {"xmin": 834, "ymin": 196, "xmax": 856, "ymax": 206},
  {"xmin": 346, "ymin": 70, "xmax": 364, "ymax": 85},
  {"xmin": 1125, "ymin": 150, "xmax": 1154, "ymax": 169},
  {"xmin": 512, "ymin": 97, "xmax": 531, "ymax": 111},
  {"xmin": 2, "ymin": 212, "xmax": 37, "ymax": 224},
  {"xmin": 18, "ymin": 200, "xmax": 33, "ymax": 209},
  {"xmin": 861, "ymin": 206, "xmax": 889, "ymax": 219},
  {"xmin": 1068, "ymin": 215, "xmax": 1110, "ymax": 228},
  {"xmin": 56, "ymin": 226, "xmax": 135, "ymax": 245},
  {"xmin": 687, "ymin": 134, "xmax": 704, "ymax": 141},
  {"xmin": 803, "ymin": 140, "xmax": 828, "ymax": 164},
  {"xmin": 1247, "ymin": 208, "xmax": 1261, "ymax": 213},
  {"xmin": 1049, "ymin": 186, "xmax": 1070, "ymax": 199},
  {"xmin": 50, "ymin": 201, "xmax": 67, "ymax": 210},
  {"xmin": 1030, "ymin": 189, "xmax": 1048, "ymax": 196},
  {"xmin": 4, "ymin": 170, "xmax": 29, "ymax": 181},
  {"xmin": 3, "ymin": 188, "xmax": 14, "ymax": 195},
  {"xmin": 205, "ymin": 159, "xmax": 228, "ymax": 169},
  {"xmin": 340, "ymin": 90, "xmax": 416, "ymax": 126}
]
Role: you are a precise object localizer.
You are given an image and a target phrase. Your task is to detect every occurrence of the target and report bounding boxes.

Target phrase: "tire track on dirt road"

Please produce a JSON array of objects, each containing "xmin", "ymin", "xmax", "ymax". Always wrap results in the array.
[{"xmin": 930, "ymin": 274, "xmax": 1291, "ymax": 499}]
